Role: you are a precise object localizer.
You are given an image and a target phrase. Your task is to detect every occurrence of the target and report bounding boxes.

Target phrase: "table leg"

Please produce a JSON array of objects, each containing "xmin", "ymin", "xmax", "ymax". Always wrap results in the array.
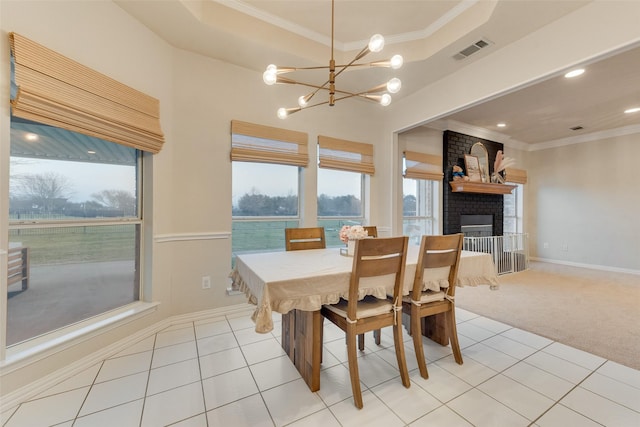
[
  {"xmin": 280, "ymin": 309, "xmax": 322, "ymax": 392},
  {"xmin": 281, "ymin": 311, "xmax": 295, "ymax": 363},
  {"xmin": 402, "ymin": 312, "xmax": 449, "ymax": 346},
  {"xmin": 420, "ymin": 313, "xmax": 449, "ymax": 346}
]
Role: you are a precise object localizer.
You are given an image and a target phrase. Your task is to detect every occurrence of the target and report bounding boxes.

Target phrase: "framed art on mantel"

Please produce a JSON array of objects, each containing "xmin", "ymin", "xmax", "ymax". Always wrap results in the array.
[{"xmin": 464, "ymin": 154, "xmax": 482, "ymax": 182}]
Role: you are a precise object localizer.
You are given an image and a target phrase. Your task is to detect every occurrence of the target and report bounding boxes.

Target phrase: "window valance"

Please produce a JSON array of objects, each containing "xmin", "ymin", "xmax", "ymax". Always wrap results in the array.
[
  {"xmin": 230, "ymin": 120, "xmax": 309, "ymax": 167},
  {"xmin": 403, "ymin": 151, "xmax": 443, "ymax": 181},
  {"xmin": 318, "ymin": 135, "xmax": 374, "ymax": 175},
  {"xmin": 505, "ymin": 167, "xmax": 527, "ymax": 184},
  {"xmin": 9, "ymin": 32, "xmax": 164, "ymax": 154}
]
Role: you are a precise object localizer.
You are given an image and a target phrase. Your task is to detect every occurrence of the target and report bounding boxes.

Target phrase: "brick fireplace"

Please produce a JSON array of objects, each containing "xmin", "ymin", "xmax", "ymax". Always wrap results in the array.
[{"xmin": 443, "ymin": 130, "xmax": 505, "ymax": 236}]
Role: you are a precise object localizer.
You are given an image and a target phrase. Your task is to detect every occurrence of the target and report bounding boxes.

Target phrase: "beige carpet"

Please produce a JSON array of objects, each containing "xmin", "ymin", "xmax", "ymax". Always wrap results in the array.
[{"xmin": 456, "ymin": 261, "xmax": 640, "ymax": 370}]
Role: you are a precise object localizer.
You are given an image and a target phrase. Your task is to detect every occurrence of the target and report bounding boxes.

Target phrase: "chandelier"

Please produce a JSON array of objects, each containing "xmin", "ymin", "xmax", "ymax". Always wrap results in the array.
[{"xmin": 262, "ymin": 0, "xmax": 403, "ymax": 119}]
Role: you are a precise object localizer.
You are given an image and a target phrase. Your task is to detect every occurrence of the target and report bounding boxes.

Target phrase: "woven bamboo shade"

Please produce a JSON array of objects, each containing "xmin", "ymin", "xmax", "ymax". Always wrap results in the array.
[
  {"xmin": 9, "ymin": 32, "xmax": 164, "ymax": 153},
  {"xmin": 318, "ymin": 135, "xmax": 374, "ymax": 175},
  {"xmin": 403, "ymin": 151, "xmax": 443, "ymax": 181},
  {"xmin": 505, "ymin": 167, "xmax": 527, "ymax": 184},
  {"xmin": 231, "ymin": 120, "xmax": 309, "ymax": 167}
]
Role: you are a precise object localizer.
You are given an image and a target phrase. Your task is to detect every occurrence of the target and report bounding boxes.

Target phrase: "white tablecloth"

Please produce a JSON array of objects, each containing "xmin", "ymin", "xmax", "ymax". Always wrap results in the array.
[{"xmin": 230, "ymin": 245, "xmax": 499, "ymax": 333}]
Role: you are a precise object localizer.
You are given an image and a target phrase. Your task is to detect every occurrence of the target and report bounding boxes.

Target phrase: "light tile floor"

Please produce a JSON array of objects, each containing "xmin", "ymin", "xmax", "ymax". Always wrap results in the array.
[{"xmin": 2, "ymin": 307, "xmax": 639, "ymax": 427}]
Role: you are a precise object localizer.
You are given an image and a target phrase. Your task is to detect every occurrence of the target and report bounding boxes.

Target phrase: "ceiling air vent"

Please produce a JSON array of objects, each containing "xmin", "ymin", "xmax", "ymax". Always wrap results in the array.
[{"xmin": 453, "ymin": 38, "xmax": 492, "ymax": 60}]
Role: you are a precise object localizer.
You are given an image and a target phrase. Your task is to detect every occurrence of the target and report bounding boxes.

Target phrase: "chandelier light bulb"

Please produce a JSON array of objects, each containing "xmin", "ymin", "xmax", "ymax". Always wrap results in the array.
[
  {"xmin": 390, "ymin": 55, "xmax": 403, "ymax": 69},
  {"xmin": 277, "ymin": 107, "xmax": 288, "ymax": 119},
  {"xmin": 380, "ymin": 94, "xmax": 392, "ymax": 106},
  {"xmin": 298, "ymin": 93, "xmax": 314, "ymax": 108},
  {"xmin": 386, "ymin": 77, "xmax": 401, "ymax": 94},
  {"xmin": 368, "ymin": 34, "xmax": 385, "ymax": 53},
  {"xmin": 263, "ymin": 69, "xmax": 277, "ymax": 85}
]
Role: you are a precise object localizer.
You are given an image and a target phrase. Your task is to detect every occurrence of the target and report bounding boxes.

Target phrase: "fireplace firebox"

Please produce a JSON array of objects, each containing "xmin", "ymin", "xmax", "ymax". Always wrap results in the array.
[{"xmin": 460, "ymin": 215, "xmax": 493, "ymax": 237}]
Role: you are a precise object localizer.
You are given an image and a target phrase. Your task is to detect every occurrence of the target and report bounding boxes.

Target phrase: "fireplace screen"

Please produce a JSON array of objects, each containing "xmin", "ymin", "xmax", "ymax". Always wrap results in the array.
[{"xmin": 460, "ymin": 215, "xmax": 493, "ymax": 237}]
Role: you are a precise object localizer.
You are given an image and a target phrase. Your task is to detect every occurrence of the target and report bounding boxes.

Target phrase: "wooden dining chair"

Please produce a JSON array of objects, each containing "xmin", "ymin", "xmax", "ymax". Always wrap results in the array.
[
  {"xmin": 403, "ymin": 233, "xmax": 463, "ymax": 379},
  {"xmin": 363, "ymin": 225, "xmax": 378, "ymax": 238},
  {"xmin": 321, "ymin": 236, "xmax": 410, "ymax": 409},
  {"xmin": 360, "ymin": 225, "xmax": 379, "ymax": 347},
  {"xmin": 284, "ymin": 227, "xmax": 326, "ymax": 251}
]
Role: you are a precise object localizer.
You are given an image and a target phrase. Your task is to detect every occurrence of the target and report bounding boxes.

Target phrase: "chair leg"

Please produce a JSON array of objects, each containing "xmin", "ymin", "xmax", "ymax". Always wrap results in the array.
[
  {"xmin": 393, "ymin": 313, "xmax": 410, "ymax": 388},
  {"xmin": 346, "ymin": 327, "xmax": 364, "ymax": 409},
  {"xmin": 447, "ymin": 308, "xmax": 463, "ymax": 365},
  {"xmin": 319, "ymin": 316, "xmax": 324, "ymax": 364},
  {"xmin": 358, "ymin": 333, "xmax": 365, "ymax": 351},
  {"xmin": 411, "ymin": 308, "xmax": 429, "ymax": 379},
  {"xmin": 374, "ymin": 328, "xmax": 381, "ymax": 345}
]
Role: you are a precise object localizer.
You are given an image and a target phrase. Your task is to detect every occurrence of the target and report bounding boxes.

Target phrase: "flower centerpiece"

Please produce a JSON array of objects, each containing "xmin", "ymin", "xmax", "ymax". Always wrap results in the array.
[{"xmin": 339, "ymin": 225, "xmax": 369, "ymax": 256}]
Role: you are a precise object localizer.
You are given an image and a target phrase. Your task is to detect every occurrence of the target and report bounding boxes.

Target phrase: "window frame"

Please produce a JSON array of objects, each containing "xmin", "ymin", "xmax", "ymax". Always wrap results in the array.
[
  {"xmin": 503, "ymin": 182, "xmax": 524, "ymax": 234},
  {"xmin": 402, "ymin": 177, "xmax": 439, "ymax": 244},
  {"xmin": 231, "ymin": 162, "xmax": 302, "ymax": 256},
  {"xmin": 317, "ymin": 169, "xmax": 366, "ymax": 247},
  {"xmin": 6, "ymin": 124, "xmax": 145, "ymax": 348}
]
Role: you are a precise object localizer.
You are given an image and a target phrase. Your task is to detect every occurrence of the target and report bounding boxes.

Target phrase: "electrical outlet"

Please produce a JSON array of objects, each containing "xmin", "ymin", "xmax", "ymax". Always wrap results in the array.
[
  {"xmin": 543, "ymin": 242, "xmax": 549, "ymax": 249},
  {"xmin": 202, "ymin": 275, "xmax": 211, "ymax": 289},
  {"xmin": 561, "ymin": 242, "xmax": 568, "ymax": 252}
]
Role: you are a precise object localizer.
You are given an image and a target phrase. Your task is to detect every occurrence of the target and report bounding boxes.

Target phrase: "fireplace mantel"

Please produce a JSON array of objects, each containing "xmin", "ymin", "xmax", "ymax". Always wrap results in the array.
[{"xmin": 449, "ymin": 181, "xmax": 516, "ymax": 195}]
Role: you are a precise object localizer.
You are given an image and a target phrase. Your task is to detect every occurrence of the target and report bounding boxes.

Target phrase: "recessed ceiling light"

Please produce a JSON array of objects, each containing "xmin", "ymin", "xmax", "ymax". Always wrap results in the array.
[
  {"xmin": 25, "ymin": 133, "xmax": 38, "ymax": 141},
  {"xmin": 497, "ymin": 123, "xmax": 506, "ymax": 127},
  {"xmin": 564, "ymin": 68, "xmax": 585, "ymax": 78},
  {"xmin": 624, "ymin": 107, "xmax": 640, "ymax": 114},
  {"xmin": 87, "ymin": 150, "xmax": 96, "ymax": 154}
]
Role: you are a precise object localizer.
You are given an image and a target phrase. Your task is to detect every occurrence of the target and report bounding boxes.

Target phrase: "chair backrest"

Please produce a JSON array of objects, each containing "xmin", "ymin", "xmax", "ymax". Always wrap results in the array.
[
  {"xmin": 346, "ymin": 236, "xmax": 408, "ymax": 317},
  {"xmin": 363, "ymin": 226, "xmax": 378, "ymax": 238},
  {"xmin": 412, "ymin": 233, "xmax": 463, "ymax": 299},
  {"xmin": 285, "ymin": 227, "xmax": 326, "ymax": 251}
]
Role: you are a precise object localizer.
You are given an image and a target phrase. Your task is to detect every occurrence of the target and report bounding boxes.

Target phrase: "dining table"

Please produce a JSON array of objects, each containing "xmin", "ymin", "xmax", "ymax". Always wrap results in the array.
[{"xmin": 229, "ymin": 244, "xmax": 499, "ymax": 391}]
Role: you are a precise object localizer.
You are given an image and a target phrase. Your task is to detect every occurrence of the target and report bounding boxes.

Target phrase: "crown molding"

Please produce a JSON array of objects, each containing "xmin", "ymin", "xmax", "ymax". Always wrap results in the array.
[
  {"xmin": 426, "ymin": 120, "xmax": 640, "ymax": 152},
  {"xmin": 529, "ymin": 124, "xmax": 640, "ymax": 151}
]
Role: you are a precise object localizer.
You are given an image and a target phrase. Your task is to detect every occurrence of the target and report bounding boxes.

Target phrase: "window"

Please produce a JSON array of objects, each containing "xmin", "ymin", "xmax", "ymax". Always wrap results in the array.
[
  {"xmin": 317, "ymin": 135, "xmax": 373, "ymax": 246},
  {"xmin": 403, "ymin": 178, "xmax": 438, "ymax": 245},
  {"xmin": 503, "ymin": 167, "xmax": 526, "ymax": 235},
  {"xmin": 402, "ymin": 151, "xmax": 442, "ymax": 244},
  {"xmin": 8, "ymin": 118, "xmax": 142, "ymax": 346},
  {"xmin": 317, "ymin": 168, "xmax": 364, "ymax": 247},
  {"xmin": 232, "ymin": 162, "xmax": 300, "ymax": 254},
  {"xmin": 230, "ymin": 121, "xmax": 308, "ymax": 256},
  {"xmin": 504, "ymin": 183, "xmax": 524, "ymax": 234}
]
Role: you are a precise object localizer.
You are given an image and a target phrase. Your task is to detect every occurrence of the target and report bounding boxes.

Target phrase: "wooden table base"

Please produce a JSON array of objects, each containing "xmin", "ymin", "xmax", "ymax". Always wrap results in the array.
[
  {"xmin": 402, "ymin": 312, "xmax": 449, "ymax": 345},
  {"xmin": 281, "ymin": 309, "xmax": 322, "ymax": 392}
]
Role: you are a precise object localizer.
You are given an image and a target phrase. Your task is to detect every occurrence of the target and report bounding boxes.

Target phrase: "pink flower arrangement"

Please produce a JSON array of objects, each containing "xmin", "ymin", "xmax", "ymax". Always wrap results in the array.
[{"xmin": 339, "ymin": 225, "xmax": 368, "ymax": 243}]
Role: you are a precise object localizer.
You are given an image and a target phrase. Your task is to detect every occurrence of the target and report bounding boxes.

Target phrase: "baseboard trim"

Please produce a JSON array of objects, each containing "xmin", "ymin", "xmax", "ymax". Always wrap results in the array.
[
  {"xmin": 0, "ymin": 303, "xmax": 254, "ymax": 412},
  {"xmin": 530, "ymin": 257, "xmax": 640, "ymax": 276}
]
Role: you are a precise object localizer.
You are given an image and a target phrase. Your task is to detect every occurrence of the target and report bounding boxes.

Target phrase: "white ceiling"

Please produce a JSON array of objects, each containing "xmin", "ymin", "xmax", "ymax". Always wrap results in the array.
[{"xmin": 115, "ymin": 0, "xmax": 640, "ymax": 147}]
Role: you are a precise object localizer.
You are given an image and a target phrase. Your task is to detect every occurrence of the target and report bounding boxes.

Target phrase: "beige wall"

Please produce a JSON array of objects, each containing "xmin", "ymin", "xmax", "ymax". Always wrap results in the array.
[
  {"xmin": 1, "ymin": 0, "xmax": 640, "ymax": 396},
  {"xmin": 527, "ymin": 134, "xmax": 640, "ymax": 270}
]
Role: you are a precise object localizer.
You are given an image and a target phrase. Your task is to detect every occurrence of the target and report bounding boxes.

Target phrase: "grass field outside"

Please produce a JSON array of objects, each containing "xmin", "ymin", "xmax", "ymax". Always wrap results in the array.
[{"xmin": 9, "ymin": 224, "xmax": 136, "ymax": 265}]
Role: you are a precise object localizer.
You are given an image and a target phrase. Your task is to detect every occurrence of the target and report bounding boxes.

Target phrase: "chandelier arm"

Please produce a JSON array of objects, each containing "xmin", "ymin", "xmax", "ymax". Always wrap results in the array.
[
  {"xmin": 333, "ymin": 46, "xmax": 370, "ymax": 80},
  {"xmin": 280, "ymin": 77, "xmax": 362, "ymax": 97}
]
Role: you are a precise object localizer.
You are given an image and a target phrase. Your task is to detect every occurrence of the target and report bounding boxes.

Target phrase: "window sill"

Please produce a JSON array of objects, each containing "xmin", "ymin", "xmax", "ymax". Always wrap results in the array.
[{"xmin": 1, "ymin": 301, "xmax": 159, "ymax": 374}]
